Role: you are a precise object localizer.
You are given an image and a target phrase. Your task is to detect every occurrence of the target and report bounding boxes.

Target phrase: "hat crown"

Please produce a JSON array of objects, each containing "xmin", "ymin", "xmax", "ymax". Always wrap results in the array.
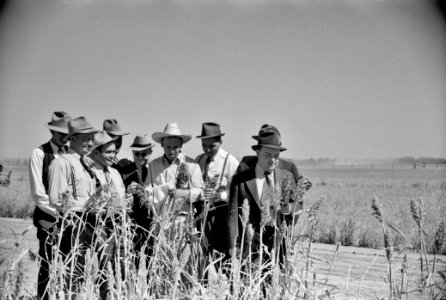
[
  {"xmin": 163, "ymin": 122, "xmax": 183, "ymax": 136},
  {"xmin": 103, "ymin": 118, "xmax": 129, "ymax": 135},
  {"xmin": 68, "ymin": 116, "xmax": 94, "ymax": 135},
  {"xmin": 131, "ymin": 135, "xmax": 154, "ymax": 149},
  {"xmin": 257, "ymin": 131, "xmax": 282, "ymax": 147},
  {"xmin": 152, "ymin": 122, "xmax": 192, "ymax": 144},
  {"xmin": 47, "ymin": 111, "xmax": 71, "ymax": 133},
  {"xmin": 92, "ymin": 131, "xmax": 114, "ymax": 150},
  {"xmin": 197, "ymin": 122, "xmax": 224, "ymax": 139},
  {"xmin": 252, "ymin": 124, "xmax": 280, "ymax": 140}
]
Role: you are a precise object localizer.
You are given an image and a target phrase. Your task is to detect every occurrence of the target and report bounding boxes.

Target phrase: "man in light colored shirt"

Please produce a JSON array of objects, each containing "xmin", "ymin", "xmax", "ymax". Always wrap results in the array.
[
  {"xmin": 194, "ymin": 122, "xmax": 239, "ymax": 255},
  {"xmin": 88, "ymin": 131, "xmax": 128, "ymax": 300},
  {"xmin": 47, "ymin": 116, "xmax": 99, "ymax": 293},
  {"xmin": 145, "ymin": 122, "xmax": 203, "ymax": 217},
  {"xmin": 89, "ymin": 131, "xmax": 126, "ymax": 198},
  {"xmin": 29, "ymin": 111, "xmax": 71, "ymax": 300}
]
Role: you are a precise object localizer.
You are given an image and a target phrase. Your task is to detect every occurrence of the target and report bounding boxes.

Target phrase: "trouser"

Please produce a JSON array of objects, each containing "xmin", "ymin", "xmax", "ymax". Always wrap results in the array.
[
  {"xmin": 57, "ymin": 212, "xmax": 98, "ymax": 295},
  {"xmin": 33, "ymin": 207, "xmax": 57, "ymax": 300}
]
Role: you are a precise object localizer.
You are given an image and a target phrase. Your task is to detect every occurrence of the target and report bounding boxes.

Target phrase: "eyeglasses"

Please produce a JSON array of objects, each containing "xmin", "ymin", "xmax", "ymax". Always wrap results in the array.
[{"xmin": 134, "ymin": 151, "xmax": 151, "ymax": 157}]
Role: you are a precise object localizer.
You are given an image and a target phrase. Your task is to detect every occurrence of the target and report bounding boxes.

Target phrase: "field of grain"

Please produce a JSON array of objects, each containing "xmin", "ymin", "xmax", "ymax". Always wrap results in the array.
[{"xmin": 0, "ymin": 163, "xmax": 445, "ymax": 299}]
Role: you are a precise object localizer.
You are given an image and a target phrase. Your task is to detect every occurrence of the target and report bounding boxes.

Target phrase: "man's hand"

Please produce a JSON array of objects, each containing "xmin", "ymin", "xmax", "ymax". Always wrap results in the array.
[
  {"xmin": 280, "ymin": 202, "xmax": 291, "ymax": 215},
  {"xmin": 126, "ymin": 181, "xmax": 140, "ymax": 194}
]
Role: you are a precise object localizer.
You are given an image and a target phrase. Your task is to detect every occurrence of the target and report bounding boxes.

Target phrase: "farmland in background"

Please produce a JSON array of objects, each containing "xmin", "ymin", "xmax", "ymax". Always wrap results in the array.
[{"xmin": 0, "ymin": 158, "xmax": 445, "ymax": 252}]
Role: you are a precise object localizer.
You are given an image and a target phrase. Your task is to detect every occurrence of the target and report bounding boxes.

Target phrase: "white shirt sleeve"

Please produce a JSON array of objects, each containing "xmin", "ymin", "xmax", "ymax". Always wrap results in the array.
[{"xmin": 29, "ymin": 147, "xmax": 58, "ymax": 216}]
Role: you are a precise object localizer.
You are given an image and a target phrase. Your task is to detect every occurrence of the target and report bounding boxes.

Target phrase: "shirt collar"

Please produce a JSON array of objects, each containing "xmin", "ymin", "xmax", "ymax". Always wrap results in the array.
[
  {"xmin": 162, "ymin": 152, "xmax": 184, "ymax": 165},
  {"xmin": 255, "ymin": 163, "xmax": 274, "ymax": 180},
  {"xmin": 49, "ymin": 140, "xmax": 60, "ymax": 154},
  {"xmin": 67, "ymin": 148, "xmax": 81, "ymax": 159}
]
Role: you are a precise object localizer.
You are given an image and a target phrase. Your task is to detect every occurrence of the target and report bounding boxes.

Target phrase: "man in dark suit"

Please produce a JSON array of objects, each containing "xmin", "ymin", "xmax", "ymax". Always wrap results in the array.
[
  {"xmin": 236, "ymin": 124, "xmax": 304, "ymax": 184},
  {"xmin": 122, "ymin": 135, "xmax": 155, "ymax": 269},
  {"xmin": 227, "ymin": 128, "xmax": 297, "ymax": 266}
]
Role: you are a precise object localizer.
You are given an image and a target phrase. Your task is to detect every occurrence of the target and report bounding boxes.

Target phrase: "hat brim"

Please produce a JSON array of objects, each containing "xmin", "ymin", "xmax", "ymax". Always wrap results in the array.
[
  {"xmin": 46, "ymin": 124, "xmax": 69, "ymax": 134},
  {"xmin": 196, "ymin": 133, "xmax": 225, "ymax": 139},
  {"xmin": 152, "ymin": 132, "xmax": 192, "ymax": 144},
  {"xmin": 130, "ymin": 144, "xmax": 155, "ymax": 151},
  {"xmin": 91, "ymin": 135, "xmax": 118, "ymax": 151},
  {"xmin": 251, "ymin": 144, "xmax": 287, "ymax": 152},
  {"xmin": 66, "ymin": 128, "xmax": 100, "ymax": 139},
  {"xmin": 106, "ymin": 131, "xmax": 130, "ymax": 136},
  {"xmin": 251, "ymin": 135, "xmax": 259, "ymax": 141}
]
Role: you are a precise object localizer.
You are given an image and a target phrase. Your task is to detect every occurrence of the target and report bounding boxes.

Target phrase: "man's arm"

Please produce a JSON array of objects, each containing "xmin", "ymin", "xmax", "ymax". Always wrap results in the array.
[
  {"xmin": 227, "ymin": 176, "xmax": 240, "ymax": 255},
  {"xmin": 29, "ymin": 148, "xmax": 58, "ymax": 216}
]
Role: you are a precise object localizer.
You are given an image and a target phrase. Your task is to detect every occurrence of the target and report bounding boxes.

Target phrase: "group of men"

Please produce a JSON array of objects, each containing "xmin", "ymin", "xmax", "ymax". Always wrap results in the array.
[{"xmin": 29, "ymin": 111, "xmax": 310, "ymax": 299}]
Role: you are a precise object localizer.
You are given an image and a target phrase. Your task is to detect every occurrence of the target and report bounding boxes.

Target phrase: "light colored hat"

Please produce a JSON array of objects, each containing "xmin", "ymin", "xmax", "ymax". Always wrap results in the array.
[
  {"xmin": 251, "ymin": 130, "xmax": 287, "ymax": 152},
  {"xmin": 152, "ymin": 122, "xmax": 192, "ymax": 144},
  {"xmin": 91, "ymin": 131, "xmax": 117, "ymax": 150},
  {"xmin": 103, "ymin": 119, "xmax": 130, "ymax": 136},
  {"xmin": 46, "ymin": 111, "xmax": 71, "ymax": 134},
  {"xmin": 130, "ymin": 135, "xmax": 155, "ymax": 151},
  {"xmin": 66, "ymin": 116, "xmax": 99, "ymax": 138}
]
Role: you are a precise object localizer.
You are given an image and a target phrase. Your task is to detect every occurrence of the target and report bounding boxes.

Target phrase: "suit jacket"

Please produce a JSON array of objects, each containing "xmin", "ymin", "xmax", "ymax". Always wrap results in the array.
[
  {"xmin": 227, "ymin": 167, "xmax": 296, "ymax": 254},
  {"xmin": 119, "ymin": 162, "xmax": 151, "ymax": 229},
  {"xmin": 236, "ymin": 156, "xmax": 302, "ymax": 184}
]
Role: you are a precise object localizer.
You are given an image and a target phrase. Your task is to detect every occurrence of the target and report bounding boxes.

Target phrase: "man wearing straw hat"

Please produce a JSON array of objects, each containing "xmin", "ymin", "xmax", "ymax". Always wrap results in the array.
[
  {"xmin": 29, "ymin": 111, "xmax": 71, "ymax": 300},
  {"xmin": 123, "ymin": 135, "xmax": 156, "ymax": 269},
  {"xmin": 89, "ymin": 131, "xmax": 129, "ymax": 300},
  {"xmin": 227, "ymin": 128, "xmax": 297, "ymax": 268},
  {"xmin": 47, "ymin": 116, "xmax": 99, "ymax": 293},
  {"xmin": 194, "ymin": 122, "xmax": 239, "ymax": 256},
  {"xmin": 144, "ymin": 122, "xmax": 203, "ymax": 220}
]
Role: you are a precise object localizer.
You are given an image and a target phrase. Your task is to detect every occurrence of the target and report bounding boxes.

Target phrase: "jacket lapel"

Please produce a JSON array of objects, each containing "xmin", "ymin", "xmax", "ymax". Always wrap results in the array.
[{"xmin": 245, "ymin": 178, "xmax": 261, "ymax": 208}]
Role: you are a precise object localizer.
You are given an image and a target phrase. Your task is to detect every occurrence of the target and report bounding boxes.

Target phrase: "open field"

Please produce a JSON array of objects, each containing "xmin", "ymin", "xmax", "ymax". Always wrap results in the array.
[
  {"xmin": 0, "ymin": 163, "xmax": 445, "ymax": 298},
  {"xmin": 1, "ymin": 217, "xmax": 445, "ymax": 299}
]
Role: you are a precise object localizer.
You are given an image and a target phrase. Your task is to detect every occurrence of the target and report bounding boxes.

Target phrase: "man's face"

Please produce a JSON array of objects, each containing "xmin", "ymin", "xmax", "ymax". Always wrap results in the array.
[
  {"xmin": 51, "ymin": 131, "xmax": 68, "ymax": 147},
  {"xmin": 256, "ymin": 146, "xmax": 280, "ymax": 172},
  {"xmin": 72, "ymin": 133, "xmax": 95, "ymax": 155},
  {"xmin": 110, "ymin": 134, "xmax": 123, "ymax": 154},
  {"xmin": 94, "ymin": 142, "xmax": 116, "ymax": 167},
  {"xmin": 133, "ymin": 148, "xmax": 152, "ymax": 167},
  {"xmin": 201, "ymin": 137, "xmax": 221, "ymax": 158},
  {"xmin": 162, "ymin": 137, "xmax": 183, "ymax": 161}
]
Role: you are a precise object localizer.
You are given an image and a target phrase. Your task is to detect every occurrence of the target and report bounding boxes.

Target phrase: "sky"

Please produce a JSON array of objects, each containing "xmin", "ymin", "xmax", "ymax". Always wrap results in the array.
[{"xmin": 0, "ymin": 0, "xmax": 445, "ymax": 161}]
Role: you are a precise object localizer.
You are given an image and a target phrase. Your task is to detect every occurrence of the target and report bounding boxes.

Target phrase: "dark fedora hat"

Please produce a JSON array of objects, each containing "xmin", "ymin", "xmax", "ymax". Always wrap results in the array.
[
  {"xmin": 252, "ymin": 124, "xmax": 280, "ymax": 140},
  {"xmin": 196, "ymin": 122, "xmax": 225, "ymax": 139},
  {"xmin": 66, "ymin": 116, "xmax": 99, "ymax": 138},
  {"xmin": 251, "ymin": 131, "xmax": 287, "ymax": 152},
  {"xmin": 103, "ymin": 119, "xmax": 130, "ymax": 136},
  {"xmin": 45, "ymin": 111, "xmax": 71, "ymax": 134},
  {"xmin": 130, "ymin": 135, "xmax": 155, "ymax": 151}
]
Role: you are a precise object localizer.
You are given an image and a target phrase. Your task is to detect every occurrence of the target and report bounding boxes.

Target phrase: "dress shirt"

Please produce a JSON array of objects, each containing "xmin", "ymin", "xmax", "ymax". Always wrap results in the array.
[
  {"xmin": 195, "ymin": 148, "xmax": 239, "ymax": 200},
  {"xmin": 48, "ymin": 149, "xmax": 96, "ymax": 212},
  {"xmin": 29, "ymin": 140, "xmax": 65, "ymax": 217},
  {"xmin": 144, "ymin": 153, "xmax": 203, "ymax": 214},
  {"xmin": 255, "ymin": 164, "xmax": 275, "ymax": 201},
  {"xmin": 90, "ymin": 163, "xmax": 126, "ymax": 199}
]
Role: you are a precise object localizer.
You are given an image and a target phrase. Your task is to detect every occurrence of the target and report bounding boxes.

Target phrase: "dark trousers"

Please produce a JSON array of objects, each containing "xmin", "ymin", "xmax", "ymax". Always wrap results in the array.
[{"xmin": 33, "ymin": 207, "xmax": 57, "ymax": 300}]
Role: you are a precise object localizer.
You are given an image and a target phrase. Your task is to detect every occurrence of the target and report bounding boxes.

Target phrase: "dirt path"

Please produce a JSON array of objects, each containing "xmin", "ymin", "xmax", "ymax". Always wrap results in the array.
[{"xmin": 1, "ymin": 218, "xmax": 444, "ymax": 299}]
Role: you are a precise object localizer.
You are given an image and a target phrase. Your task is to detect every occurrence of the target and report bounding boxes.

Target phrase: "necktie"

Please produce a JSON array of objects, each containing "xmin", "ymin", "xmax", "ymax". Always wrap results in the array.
[
  {"xmin": 80, "ymin": 156, "xmax": 101, "ymax": 188},
  {"xmin": 104, "ymin": 167, "xmax": 111, "ymax": 184},
  {"xmin": 58, "ymin": 145, "xmax": 67, "ymax": 155},
  {"xmin": 203, "ymin": 156, "xmax": 211, "ymax": 182},
  {"xmin": 262, "ymin": 171, "xmax": 273, "ymax": 204}
]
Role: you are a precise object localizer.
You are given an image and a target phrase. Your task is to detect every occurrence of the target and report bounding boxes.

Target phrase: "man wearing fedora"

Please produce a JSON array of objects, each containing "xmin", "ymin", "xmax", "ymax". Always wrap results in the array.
[
  {"xmin": 227, "ymin": 128, "xmax": 297, "ymax": 270},
  {"xmin": 194, "ymin": 122, "xmax": 239, "ymax": 257},
  {"xmin": 102, "ymin": 118, "xmax": 132, "ymax": 173},
  {"xmin": 29, "ymin": 111, "xmax": 71, "ymax": 300},
  {"xmin": 237, "ymin": 124, "xmax": 304, "ymax": 184},
  {"xmin": 145, "ymin": 122, "xmax": 203, "ymax": 219},
  {"xmin": 122, "ymin": 135, "xmax": 156, "ymax": 270},
  {"xmin": 47, "ymin": 116, "xmax": 99, "ymax": 292}
]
